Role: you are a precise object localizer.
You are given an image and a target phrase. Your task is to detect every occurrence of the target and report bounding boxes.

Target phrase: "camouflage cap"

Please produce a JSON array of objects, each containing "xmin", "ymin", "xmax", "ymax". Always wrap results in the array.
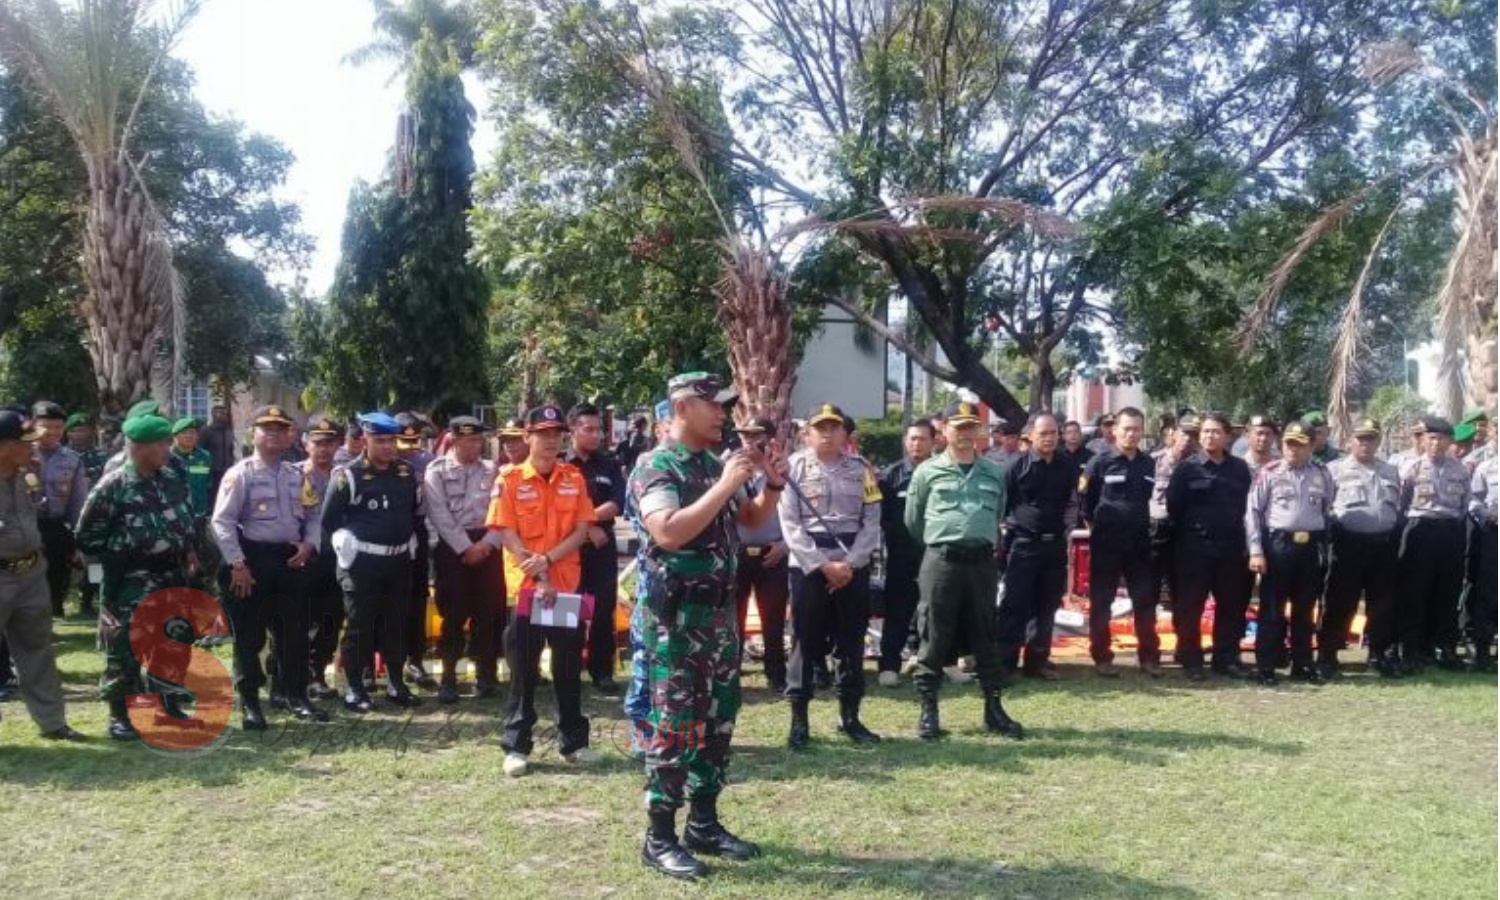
[{"xmin": 667, "ymin": 371, "xmax": 737, "ymax": 404}]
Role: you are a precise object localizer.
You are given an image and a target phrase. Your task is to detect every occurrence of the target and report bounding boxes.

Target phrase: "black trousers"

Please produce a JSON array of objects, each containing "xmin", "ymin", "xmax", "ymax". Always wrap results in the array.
[
  {"xmin": 1319, "ymin": 527, "xmax": 1398, "ymax": 657},
  {"xmin": 502, "ymin": 614, "xmax": 589, "ymax": 756},
  {"xmin": 433, "ymin": 533, "xmax": 502, "ymax": 688},
  {"xmin": 1468, "ymin": 521, "xmax": 1498, "ymax": 646},
  {"xmin": 734, "ymin": 548, "xmax": 789, "ymax": 686},
  {"xmin": 1398, "ymin": 517, "xmax": 1466, "ymax": 656},
  {"xmin": 997, "ymin": 535, "xmax": 1067, "ymax": 673},
  {"xmin": 1255, "ymin": 533, "xmax": 1326, "ymax": 671},
  {"xmin": 579, "ymin": 541, "xmax": 619, "ymax": 683},
  {"xmin": 1149, "ymin": 518, "xmax": 1176, "ymax": 607},
  {"xmin": 0, "ymin": 635, "xmax": 12, "ymax": 684},
  {"xmin": 1088, "ymin": 529, "xmax": 1159, "ymax": 665},
  {"xmin": 306, "ymin": 555, "xmax": 343, "ymax": 680},
  {"xmin": 1173, "ymin": 539, "xmax": 1251, "ymax": 670},
  {"xmin": 339, "ymin": 554, "xmax": 413, "ymax": 692},
  {"xmin": 404, "ymin": 526, "xmax": 431, "ymax": 669},
  {"xmin": 879, "ymin": 539, "xmax": 922, "ymax": 673},
  {"xmin": 220, "ymin": 539, "xmax": 310, "ymax": 697},
  {"xmin": 786, "ymin": 566, "xmax": 870, "ymax": 703},
  {"xmin": 37, "ymin": 518, "xmax": 73, "ymax": 616}
]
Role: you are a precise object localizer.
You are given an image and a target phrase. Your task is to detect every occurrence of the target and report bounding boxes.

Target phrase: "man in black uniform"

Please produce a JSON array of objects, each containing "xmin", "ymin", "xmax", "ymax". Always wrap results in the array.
[
  {"xmin": 564, "ymin": 403, "xmax": 627, "ymax": 695},
  {"xmin": 996, "ymin": 412, "xmax": 1079, "ymax": 680},
  {"xmin": 1080, "ymin": 407, "xmax": 1160, "ymax": 677},
  {"xmin": 877, "ymin": 419, "xmax": 935, "ymax": 686},
  {"xmin": 301, "ymin": 416, "xmax": 345, "ymax": 699},
  {"xmin": 31, "ymin": 401, "xmax": 87, "ymax": 616},
  {"xmin": 395, "ymin": 412, "xmax": 439, "ymax": 691},
  {"xmin": 320, "ymin": 412, "xmax": 424, "ymax": 712},
  {"xmin": 1061, "ymin": 420, "xmax": 1094, "ymax": 471},
  {"xmin": 1166, "ymin": 411, "xmax": 1253, "ymax": 681}
]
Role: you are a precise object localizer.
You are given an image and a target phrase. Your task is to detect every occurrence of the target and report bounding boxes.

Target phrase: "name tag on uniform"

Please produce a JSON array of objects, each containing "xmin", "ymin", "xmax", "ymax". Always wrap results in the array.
[
  {"xmin": 88, "ymin": 563, "xmax": 103, "ymax": 585},
  {"xmin": 896, "ymin": 490, "xmax": 908, "ymax": 498},
  {"xmin": 594, "ymin": 476, "xmax": 613, "ymax": 486},
  {"xmin": 1104, "ymin": 474, "xmax": 1126, "ymax": 484}
]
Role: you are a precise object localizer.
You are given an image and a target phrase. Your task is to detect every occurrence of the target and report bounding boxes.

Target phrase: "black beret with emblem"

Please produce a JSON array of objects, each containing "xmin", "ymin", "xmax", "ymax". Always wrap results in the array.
[
  {"xmin": 1421, "ymin": 416, "xmax": 1454, "ymax": 437},
  {"xmin": 448, "ymin": 415, "xmax": 490, "ymax": 437},
  {"xmin": 525, "ymin": 404, "xmax": 567, "ymax": 431}
]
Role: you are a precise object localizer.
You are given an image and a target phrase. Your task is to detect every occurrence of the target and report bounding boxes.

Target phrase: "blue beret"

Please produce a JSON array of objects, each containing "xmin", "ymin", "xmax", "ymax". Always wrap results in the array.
[
  {"xmin": 654, "ymin": 400, "xmax": 671, "ymax": 422},
  {"xmin": 357, "ymin": 412, "xmax": 402, "ymax": 435}
]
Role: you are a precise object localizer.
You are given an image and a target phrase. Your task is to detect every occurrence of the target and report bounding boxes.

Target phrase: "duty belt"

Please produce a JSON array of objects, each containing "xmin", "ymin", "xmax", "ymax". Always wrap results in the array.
[
  {"xmin": 810, "ymin": 532, "xmax": 859, "ymax": 550},
  {"xmin": 353, "ymin": 540, "xmax": 412, "ymax": 557},
  {"xmin": 0, "ymin": 552, "xmax": 40, "ymax": 573}
]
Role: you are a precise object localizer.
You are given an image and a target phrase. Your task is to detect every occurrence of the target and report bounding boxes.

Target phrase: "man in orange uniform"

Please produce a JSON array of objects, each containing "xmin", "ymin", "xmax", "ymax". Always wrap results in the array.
[{"xmin": 487, "ymin": 403, "xmax": 597, "ymax": 776}]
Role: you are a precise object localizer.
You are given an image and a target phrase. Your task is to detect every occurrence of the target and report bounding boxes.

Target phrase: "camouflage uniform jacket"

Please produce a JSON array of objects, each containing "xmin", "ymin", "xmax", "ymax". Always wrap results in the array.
[{"xmin": 75, "ymin": 463, "xmax": 197, "ymax": 572}]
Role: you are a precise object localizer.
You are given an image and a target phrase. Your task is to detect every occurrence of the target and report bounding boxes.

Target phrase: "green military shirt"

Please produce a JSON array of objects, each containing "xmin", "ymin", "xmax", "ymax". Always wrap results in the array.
[
  {"xmin": 629, "ymin": 440, "xmax": 748, "ymax": 585},
  {"xmin": 76, "ymin": 462, "xmax": 197, "ymax": 567},
  {"xmin": 904, "ymin": 452, "xmax": 1006, "ymax": 548},
  {"xmin": 171, "ymin": 446, "xmax": 214, "ymax": 519}
]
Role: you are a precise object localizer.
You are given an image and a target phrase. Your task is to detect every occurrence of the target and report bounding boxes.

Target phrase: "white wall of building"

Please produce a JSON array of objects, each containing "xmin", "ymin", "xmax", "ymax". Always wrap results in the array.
[{"xmin": 792, "ymin": 304, "xmax": 888, "ymax": 420}]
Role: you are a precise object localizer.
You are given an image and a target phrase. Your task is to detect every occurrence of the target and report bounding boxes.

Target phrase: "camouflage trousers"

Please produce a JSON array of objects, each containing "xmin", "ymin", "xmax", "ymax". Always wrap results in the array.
[
  {"xmin": 640, "ymin": 597, "xmax": 741, "ymax": 812},
  {"xmin": 98, "ymin": 567, "xmax": 190, "ymax": 702},
  {"xmin": 624, "ymin": 590, "xmax": 652, "ymax": 754}
]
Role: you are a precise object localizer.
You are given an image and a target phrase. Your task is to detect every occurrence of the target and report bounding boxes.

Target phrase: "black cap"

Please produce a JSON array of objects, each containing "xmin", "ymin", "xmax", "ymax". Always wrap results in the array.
[
  {"xmin": 306, "ymin": 415, "xmax": 343, "ymax": 439},
  {"xmin": 807, "ymin": 403, "xmax": 849, "ymax": 427},
  {"xmin": 1421, "ymin": 416, "xmax": 1454, "ymax": 437},
  {"xmin": 253, "ymin": 405, "xmax": 295, "ymax": 427},
  {"xmin": 498, "ymin": 418, "xmax": 526, "ymax": 439},
  {"xmin": 448, "ymin": 415, "xmax": 490, "ymax": 437},
  {"xmin": 525, "ymin": 404, "xmax": 567, "ymax": 431},
  {"xmin": 395, "ymin": 412, "xmax": 424, "ymax": 444},
  {"xmin": 944, "ymin": 401, "xmax": 982, "ymax": 426},
  {"xmin": 0, "ymin": 410, "xmax": 41, "ymax": 442},
  {"xmin": 1246, "ymin": 415, "xmax": 1278, "ymax": 430},
  {"xmin": 993, "ymin": 418, "xmax": 1022, "ymax": 437},
  {"xmin": 1094, "ymin": 412, "xmax": 1116, "ymax": 427},
  {"xmin": 31, "ymin": 401, "xmax": 65, "ymax": 421}
]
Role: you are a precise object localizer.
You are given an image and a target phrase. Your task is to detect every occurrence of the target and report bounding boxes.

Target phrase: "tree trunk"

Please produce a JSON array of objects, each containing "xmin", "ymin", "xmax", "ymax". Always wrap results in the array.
[
  {"xmin": 1029, "ymin": 353, "xmax": 1057, "ymax": 414},
  {"xmin": 79, "ymin": 156, "xmax": 166, "ymax": 416}
]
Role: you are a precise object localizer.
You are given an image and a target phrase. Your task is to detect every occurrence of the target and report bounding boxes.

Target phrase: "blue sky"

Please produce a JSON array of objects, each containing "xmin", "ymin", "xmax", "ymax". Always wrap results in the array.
[{"xmin": 174, "ymin": 0, "xmax": 495, "ymax": 293}]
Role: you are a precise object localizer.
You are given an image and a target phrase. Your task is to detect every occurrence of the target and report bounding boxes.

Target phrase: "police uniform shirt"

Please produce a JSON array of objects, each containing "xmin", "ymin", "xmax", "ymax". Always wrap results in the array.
[
  {"xmin": 423, "ymin": 454, "xmax": 502, "ymax": 554},
  {"xmin": 1399, "ymin": 454, "xmax": 1470, "ymax": 520},
  {"xmin": 1165, "ymin": 452, "xmax": 1253, "ymax": 545},
  {"xmin": 35, "ymin": 444, "xmax": 86, "ymax": 524},
  {"xmin": 565, "ymin": 449, "xmax": 627, "ymax": 530},
  {"xmin": 1245, "ymin": 459, "xmax": 1333, "ymax": 556},
  {"xmin": 0, "ymin": 468, "xmax": 43, "ymax": 558},
  {"xmin": 1465, "ymin": 440, "xmax": 1494, "ymax": 474},
  {"xmin": 300, "ymin": 460, "xmax": 333, "ymax": 507},
  {"xmin": 211, "ymin": 456, "xmax": 321, "ymax": 566},
  {"xmin": 1471, "ymin": 455, "xmax": 1498, "ymax": 522},
  {"xmin": 1328, "ymin": 456, "xmax": 1401, "ymax": 534},
  {"xmin": 1080, "ymin": 448, "xmax": 1154, "ymax": 536},
  {"xmin": 778, "ymin": 450, "xmax": 882, "ymax": 571}
]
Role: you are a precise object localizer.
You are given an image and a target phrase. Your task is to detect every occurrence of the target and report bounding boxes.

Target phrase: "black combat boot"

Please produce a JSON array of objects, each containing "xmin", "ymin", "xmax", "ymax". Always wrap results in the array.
[
  {"xmin": 1470, "ymin": 641, "xmax": 1496, "ymax": 673},
  {"xmin": 344, "ymin": 664, "xmax": 375, "ymax": 713},
  {"xmin": 286, "ymin": 692, "xmax": 331, "ymax": 722},
  {"xmin": 437, "ymin": 676, "xmax": 460, "ymax": 705},
  {"xmin": 641, "ymin": 810, "xmax": 709, "ymax": 880},
  {"xmin": 684, "ymin": 796, "xmax": 759, "ymax": 861},
  {"xmin": 917, "ymin": 692, "xmax": 944, "ymax": 741},
  {"xmin": 107, "ymin": 696, "xmax": 139, "ymax": 741},
  {"xmin": 983, "ymin": 690, "xmax": 1024, "ymax": 739},
  {"xmin": 240, "ymin": 690, "xmax": 267, "ymax": 732},
  {"xmin": 835, "ymin": 696, "xmax": 881, "ymax": 744},
  {"xmin": 1434, "ymin": 645, "xmax": 1466, "ymax": 672},
  {"xmin": 787, "ymin": 698, "xmax": 810, "ymax": 750},
  {"xmin": 385, "ymin": 676, "xmax": 422, "ymax": 708}
]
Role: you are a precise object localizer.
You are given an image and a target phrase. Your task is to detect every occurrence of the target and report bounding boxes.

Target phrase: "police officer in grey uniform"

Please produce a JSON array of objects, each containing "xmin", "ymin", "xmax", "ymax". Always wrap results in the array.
[
  {"xmin": 780, "ymin": 402, "xmax": 883, "ymax": 748},
  {"xmin": 1246, "ymin": 421, "xmax": 1334, "ymax": 685},
  {"xmin": 212, "ymin": 405, "xmax": 327, "ymax": 728},
  {"xmin": 424, "ymin": 416, "xmax": 503, "ymax": 704},
  {"xmin": 1467, "ymin": 452, "xmax": 1497, "ymax": 671},
  {"xmin": 0, "ymin": 410, "xmax": 85, "ymax": 740},
  {"xmin": 1320, "ymin": 418, "xmax": 1403, "ymax": 678},
  {"xmin": 1397, "ymin": 416, "xmax": 1471, "ymax": 671},
  {"xmin": 31, "ymin": 401, "xmax": 87, "ymax": 616}
]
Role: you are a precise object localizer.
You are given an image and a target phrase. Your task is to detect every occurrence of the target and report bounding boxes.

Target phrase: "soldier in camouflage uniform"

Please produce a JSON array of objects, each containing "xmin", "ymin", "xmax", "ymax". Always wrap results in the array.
[
  {"xmin": 75, "ymin": 414, "xmax": 199, "ymax": 741},
  {"xmin": 630, "ymin": 373, "xmax": 788, "ymax": 881}
]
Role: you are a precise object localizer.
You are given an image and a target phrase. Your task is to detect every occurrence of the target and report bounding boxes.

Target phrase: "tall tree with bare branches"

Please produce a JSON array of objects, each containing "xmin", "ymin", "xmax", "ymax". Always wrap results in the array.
[{"xmin": 0, "ymin": 0, "xmax": 199, "ymax": 414}]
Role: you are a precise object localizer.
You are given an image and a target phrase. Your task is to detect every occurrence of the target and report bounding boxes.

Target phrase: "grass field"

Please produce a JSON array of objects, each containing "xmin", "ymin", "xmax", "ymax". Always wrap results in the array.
[{"xmin": 0, "ymin": 616, "xmax": 1495, "ymax": 899}]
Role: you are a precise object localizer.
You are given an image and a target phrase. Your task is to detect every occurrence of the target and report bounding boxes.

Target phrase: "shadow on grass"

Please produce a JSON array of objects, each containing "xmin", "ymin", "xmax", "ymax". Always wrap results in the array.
[{"xmin": 725, "ymin": 845, "xmax": 1204, "ymax": 899}]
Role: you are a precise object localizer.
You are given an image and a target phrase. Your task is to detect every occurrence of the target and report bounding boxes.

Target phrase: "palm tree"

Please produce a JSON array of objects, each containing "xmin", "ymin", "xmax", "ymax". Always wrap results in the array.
[
  {"xmin": 344, "ymin": 0, "xmax": 475, "ymax": 71},
  {"xmin": 0, "ymin": 0, "xmax": 197, "ymax": 414}
]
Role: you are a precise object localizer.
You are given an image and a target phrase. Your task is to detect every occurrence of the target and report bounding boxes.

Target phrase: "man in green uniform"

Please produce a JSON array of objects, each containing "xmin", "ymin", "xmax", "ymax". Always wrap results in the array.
[
  {"xmin": 905, "ymin": 401, "xmax": 1023, "ymax": 741},
  {"xmin": 630, "ymin": 372, "xmax": 788, "ymax": 881},
  {"xmin": 171, "ymin": 417, "xmax": 219, "ymax": 587},
  {"xmin": 75, "ymin": 414, "xmax": 199, "ymax": 740}
]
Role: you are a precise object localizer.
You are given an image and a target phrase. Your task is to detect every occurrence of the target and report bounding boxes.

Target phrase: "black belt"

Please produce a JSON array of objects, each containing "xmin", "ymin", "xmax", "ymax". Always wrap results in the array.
[
  {"xmin": 1010, "ymin": 527, "xmax": 1062, "ymax": 543},
  {"xmin": 242, "ymin": 537, "xmax": 298, "ymax": 553},
  {"xmin": 1333, "ymin": 525, "xmax": 1395, "ymax": 541},
  {"xmin": 810, "ymin": 533, "xmax": 858, "ymax": 550},
  {"xmin": 741, "ymin": 544, "xmax": 773, "ymax": 557},
  {"xmin": 1269, "ymin": 529, "xmax": 1326, "ymax": 546},
  {"xmin": 929, "ymin": 542, "xmax": 993, "ymax": 564},
  {"xmin": 0, "ymin": 552, "xmax": 40, "ymax": 573}
]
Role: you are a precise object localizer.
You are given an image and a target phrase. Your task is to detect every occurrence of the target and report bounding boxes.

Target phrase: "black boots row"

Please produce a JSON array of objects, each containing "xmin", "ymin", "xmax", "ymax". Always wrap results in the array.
[
  {"xmin": 642, "ymin": 798, "xmax": 759, "ymax": 881},
  {"xmin": 787, "ymin": 696, "xmax": 882, "ymax": 749},
  {"xmin": 918, "ymin": 691, "xmax": 1024, "ymax": 741}
]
